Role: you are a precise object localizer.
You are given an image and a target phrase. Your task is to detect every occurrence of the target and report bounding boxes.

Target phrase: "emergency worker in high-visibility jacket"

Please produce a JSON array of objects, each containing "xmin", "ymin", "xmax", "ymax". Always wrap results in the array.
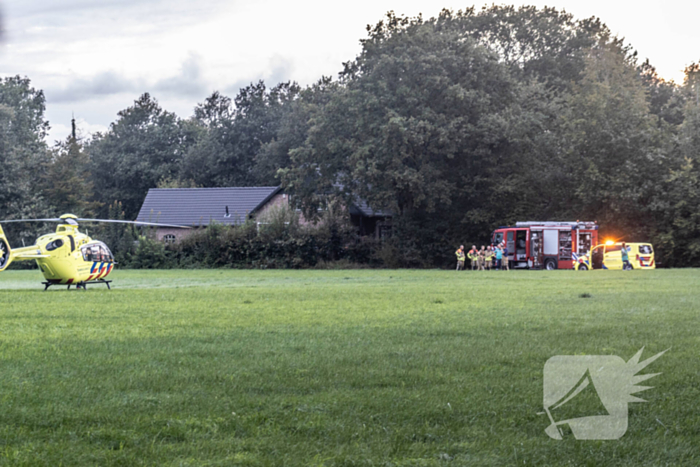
[
  {"xmin": 485, "ymin": 246, "xmax": 494, "ymax": 270},
  {"xmin": 502, "ymin": 247, "xmax": 510, "ymax": 271},
  {"xmin": 478, "ymin": 246, "xmax": 486, "ymax": 271},
  {"xmin": 467, "ymin": 245, "xmax": 479, "ymax": 270},
  {"xmin": 455, "ymin": 245, "xmax": 465, "ymax": 271}
]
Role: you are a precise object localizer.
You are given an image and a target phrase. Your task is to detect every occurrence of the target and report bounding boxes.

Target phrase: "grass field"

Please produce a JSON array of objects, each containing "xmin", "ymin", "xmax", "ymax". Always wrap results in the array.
[{"xmin": 0, "ymin": 268, "xmax": 698, "ymax": 466}]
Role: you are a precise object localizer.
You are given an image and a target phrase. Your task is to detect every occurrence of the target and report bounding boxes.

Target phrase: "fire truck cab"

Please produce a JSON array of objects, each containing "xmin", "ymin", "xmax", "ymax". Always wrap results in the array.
[{"xmin": 491, "ymin": 221, "xmax": 599, "ymax": 270}]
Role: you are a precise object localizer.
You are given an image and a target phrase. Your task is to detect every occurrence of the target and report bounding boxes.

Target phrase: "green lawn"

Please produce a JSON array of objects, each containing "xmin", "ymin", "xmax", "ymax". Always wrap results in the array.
[{"xmin": 0, "ymin": 268, "xmax": 698, "ymax": 466}]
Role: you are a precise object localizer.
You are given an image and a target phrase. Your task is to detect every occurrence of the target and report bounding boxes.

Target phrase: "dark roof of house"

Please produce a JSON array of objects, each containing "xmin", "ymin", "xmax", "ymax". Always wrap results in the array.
[
  {"xmin": 331, "ymin": 182, "xmax": 391, "ymax": 217},
  {"xmin": 136, "ymin": 187, "xmax": 281, "ymax": 226},
  {"xmin": 349, "ymin": 198, "xmax": 391, "ymax": 217}
]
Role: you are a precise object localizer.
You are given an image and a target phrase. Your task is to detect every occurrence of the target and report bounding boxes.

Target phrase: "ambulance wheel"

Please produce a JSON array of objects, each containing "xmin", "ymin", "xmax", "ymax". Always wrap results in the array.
[
  {"xmin": 578, "ymin": 264, "xmax": 588, "ymax": 271},
  {"xmin": 544, "ymin": 258, "xmax": 557, "ymax": 270}
]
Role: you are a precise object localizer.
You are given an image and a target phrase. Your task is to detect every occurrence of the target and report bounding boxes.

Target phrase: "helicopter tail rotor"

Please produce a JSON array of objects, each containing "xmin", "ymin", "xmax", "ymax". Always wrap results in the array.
[{"xmin": 0, "ymin": 225, "xmax": 12, "ymax": 271}]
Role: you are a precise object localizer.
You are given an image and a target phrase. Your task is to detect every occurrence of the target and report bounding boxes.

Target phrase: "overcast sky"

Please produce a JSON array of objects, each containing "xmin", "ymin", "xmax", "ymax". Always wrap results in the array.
[{"xmin": 1, "ymin": 0, "xmax": 698, "ymax": 144}]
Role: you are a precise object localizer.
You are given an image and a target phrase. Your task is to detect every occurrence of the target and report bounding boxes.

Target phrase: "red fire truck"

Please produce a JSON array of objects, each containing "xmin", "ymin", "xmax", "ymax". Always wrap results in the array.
[{"xmin": 491, "ymin": 221, "xmax": 599, "ymax": 270}]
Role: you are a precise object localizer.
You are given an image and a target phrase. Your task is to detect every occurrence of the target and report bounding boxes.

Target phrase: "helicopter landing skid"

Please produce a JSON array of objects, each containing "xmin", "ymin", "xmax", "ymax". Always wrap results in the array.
[{"xmin": 43, "ymin": 280, "xmax": 112, "ymax": 291}]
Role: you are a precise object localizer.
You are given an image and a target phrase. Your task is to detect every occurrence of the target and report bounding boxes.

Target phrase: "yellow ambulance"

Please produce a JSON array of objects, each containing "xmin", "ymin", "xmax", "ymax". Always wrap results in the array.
[{"xmin": 573, "ymin": 242, "xmax": 655, "ymax": 270}]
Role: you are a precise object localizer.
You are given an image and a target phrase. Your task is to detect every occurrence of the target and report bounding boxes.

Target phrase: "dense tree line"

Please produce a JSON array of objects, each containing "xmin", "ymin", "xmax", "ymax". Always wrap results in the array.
[{"xmin": 1, "ymin": 6, "xmax": 698, "ymax": 267}]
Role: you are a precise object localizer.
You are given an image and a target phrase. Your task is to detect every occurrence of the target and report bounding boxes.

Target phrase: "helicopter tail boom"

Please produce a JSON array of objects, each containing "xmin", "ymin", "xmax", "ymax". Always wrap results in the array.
[{"xmin": 0, "ymin": 225, "xmax": 44, "ymax": 271}]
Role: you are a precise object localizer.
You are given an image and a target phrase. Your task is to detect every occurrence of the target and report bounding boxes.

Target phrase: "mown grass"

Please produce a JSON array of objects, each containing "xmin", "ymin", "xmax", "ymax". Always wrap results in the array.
[{"xmin": 0, "ymin": 268, "xmax": 698, "ymax": 466}]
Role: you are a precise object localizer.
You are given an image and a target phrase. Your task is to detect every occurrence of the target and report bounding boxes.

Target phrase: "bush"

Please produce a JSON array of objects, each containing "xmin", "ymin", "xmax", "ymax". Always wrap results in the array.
[
  {"xmin": 151, "ymin": 206, "xmax": 383, "ymax": 269},
  {"xmin": 121, "ymin": 203, "xmax": 397, "ymax": 270},
  {"xmin": 130, "ymin": 235, "xmax": 173, "ymax": 269}
]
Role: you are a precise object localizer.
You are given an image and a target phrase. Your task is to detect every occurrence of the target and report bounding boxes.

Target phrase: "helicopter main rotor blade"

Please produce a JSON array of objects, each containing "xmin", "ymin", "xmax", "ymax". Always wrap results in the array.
[
  {"xmin": 76, "ymin": 219, "xmax": 191, "ymax": 229},
  {"xmin": 0, "ymin": 217, "xmax": 191, "ymax": 228},
  {"xmin": 0, "ymin": 218, "xmax": 62, "ymax": 223}
]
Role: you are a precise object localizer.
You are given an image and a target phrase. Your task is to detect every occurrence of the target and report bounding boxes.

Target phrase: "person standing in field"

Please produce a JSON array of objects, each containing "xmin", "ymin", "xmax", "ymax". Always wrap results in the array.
[
  {"xmin": 478, "ymin": 245, "xmax": 486, "ymax": 270},
  {"xmin": 621, "ymin": 242, "xmax": 630, "ymax": 270},
  {"xmin": 502, "ymin": 246, "xmax": 510, "ymax": 271},
  {"xmin": 468, "ymin": 245, "xmax": 479, "ymax": 270},
  {"xmin": 485, "ymin": 246, "xmax": 494, "ymax": 270},
  {"xmin": 455, "ymin": 245, "xmax": 466, "ymax": 271},
  {"xmin": 495, "ymin": 245, "xmax": 503, "ymax": 270}
]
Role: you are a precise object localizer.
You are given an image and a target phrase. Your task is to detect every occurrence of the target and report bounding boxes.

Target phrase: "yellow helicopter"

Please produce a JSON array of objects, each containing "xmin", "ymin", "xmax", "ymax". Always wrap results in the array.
[{"xmin": 0, "ymin": 214, "xmax": 189, "ymax": 290}]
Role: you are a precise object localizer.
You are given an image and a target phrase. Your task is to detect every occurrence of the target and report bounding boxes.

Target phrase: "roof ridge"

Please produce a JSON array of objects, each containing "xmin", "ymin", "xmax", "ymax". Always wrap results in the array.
[{"xmin": 149, "ymin": 186, "xmax": 280, "ymax": 191}]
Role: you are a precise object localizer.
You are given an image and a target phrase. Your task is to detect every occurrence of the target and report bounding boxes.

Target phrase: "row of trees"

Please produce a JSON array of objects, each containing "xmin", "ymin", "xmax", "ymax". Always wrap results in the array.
[{"xmin": 1, "ymin": 6, "xmax": 699, "ymax": 267}]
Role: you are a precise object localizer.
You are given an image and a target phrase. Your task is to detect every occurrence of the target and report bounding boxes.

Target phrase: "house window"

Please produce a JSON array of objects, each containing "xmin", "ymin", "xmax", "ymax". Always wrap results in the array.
[{"xmin": 163, "ymin": 234, "xmax": 176, "ymax": 244}]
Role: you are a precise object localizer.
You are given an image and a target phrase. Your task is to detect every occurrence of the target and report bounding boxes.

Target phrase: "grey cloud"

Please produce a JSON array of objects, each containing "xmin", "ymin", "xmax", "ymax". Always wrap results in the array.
[
  {"xmin": 153, "ymin": 52, "xmax": 209, "ymax": 98},
  {"xmin": 44, "ymin": 53, "xmax": 211, "ymax": 104},
  {"xmin": 45, "ymin": 71, "xmax": 144, "ymax": 103},
  {"xmin": 4, "ymin": 0, "xmax": 232, "ymax": 46}
]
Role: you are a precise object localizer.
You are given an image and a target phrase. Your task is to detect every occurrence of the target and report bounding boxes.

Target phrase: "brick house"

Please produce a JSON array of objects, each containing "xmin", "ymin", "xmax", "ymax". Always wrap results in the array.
[{"xmin": 136, "ymin": 186, "xmax": 391, "ymax": 242}]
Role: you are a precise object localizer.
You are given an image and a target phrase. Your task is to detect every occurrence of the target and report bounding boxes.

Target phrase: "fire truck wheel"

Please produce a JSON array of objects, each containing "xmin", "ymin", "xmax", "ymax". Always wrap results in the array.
[
  {"xmin": 578, "ymin": 264, "xmax": 588, "ymax": 271},
  {"xmin": 544, "ymin": 258, "xmax": 557, "ymax": 270}
]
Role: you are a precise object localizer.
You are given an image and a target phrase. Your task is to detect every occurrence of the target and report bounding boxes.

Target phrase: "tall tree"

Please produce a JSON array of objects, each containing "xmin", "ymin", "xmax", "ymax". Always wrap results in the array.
[
  {"xmin": 652, "ymin": 62, "xmax": 700, "ymax": 266},
  {"xmin": 258, "ymin": 77, "xmax": 339, "ymax": 188},
  {"xmin": 0, "ymin": 76, "xmax": 51, "ymax": 245},
  {"xmin": 282, "ymin": 12, "xmax": 532, "ymax": 264},
  {"xmin": 180, "ymin": 82, "xmax": 301, "ymax": 188},
  {"xmin": 87, "ymin": 93, "xmax": 187, "ymax": 219},
  {"xmin": 0, "ymin": 76, "xmax": 50, "ymax": 220},
  {"xmin": 42, "ymin": 119, "xmax": 100, "ymax": 216},
  {"xmin": 555, "ymin": 36, "xmax": 666, "ymax": 239},
  {"xmin": 449, "ymin": 5, "xmax": 608, "ymax": 90},
  {"xmin": 637, "ymin": 59, "xmax": 686, "ymax": 126}
]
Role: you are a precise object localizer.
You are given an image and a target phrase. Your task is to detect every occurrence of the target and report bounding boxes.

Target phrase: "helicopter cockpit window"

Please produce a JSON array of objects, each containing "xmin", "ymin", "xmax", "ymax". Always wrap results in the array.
[
  {"xmin": 46, "ymin": 239, "xmax": 64, "ymax": 251},
  {"xmin": 81, "ymin": 243, "xmax": 114, "ymax": 262}
]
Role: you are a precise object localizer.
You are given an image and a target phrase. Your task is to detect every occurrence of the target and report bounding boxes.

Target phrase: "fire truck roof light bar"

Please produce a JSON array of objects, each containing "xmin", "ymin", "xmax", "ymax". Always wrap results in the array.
[{"xmin": 514, "ymin": 221, "xmax": 598, "ymax": 229}]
